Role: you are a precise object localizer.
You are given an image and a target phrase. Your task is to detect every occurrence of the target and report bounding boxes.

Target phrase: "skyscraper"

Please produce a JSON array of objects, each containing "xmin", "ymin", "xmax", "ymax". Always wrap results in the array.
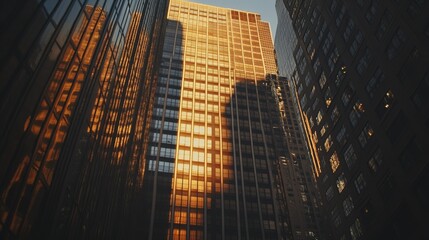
[
  {"xmin": 275, "ymin": 0, "xmax": 429, "ymax": 239},
  {"xmin": 142, "ymin": 1, "xmax": 323, "ymax": 239},
  {"xmin": 0, "ymin": 0, "xmax": 169, "ymax": 238}
]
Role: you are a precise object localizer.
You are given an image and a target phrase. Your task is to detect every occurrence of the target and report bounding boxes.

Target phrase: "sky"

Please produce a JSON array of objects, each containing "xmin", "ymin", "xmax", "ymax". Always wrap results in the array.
[{"xmin": 186, "ymin": 0, "xmax": 278, "ymax": 38}]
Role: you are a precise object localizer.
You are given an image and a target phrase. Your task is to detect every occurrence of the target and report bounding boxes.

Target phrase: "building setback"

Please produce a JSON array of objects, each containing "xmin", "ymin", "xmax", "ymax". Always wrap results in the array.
[
  {"xmin": 142, "ymin": 1, "xmax": 324, "ymax": 239},
  {"xmin": 0, "ymin": 0, "xmax": 169, "ymax": 239},
  {"xmin": 275, "ymin": 0, "xmax": 429, "ymax": 239}
]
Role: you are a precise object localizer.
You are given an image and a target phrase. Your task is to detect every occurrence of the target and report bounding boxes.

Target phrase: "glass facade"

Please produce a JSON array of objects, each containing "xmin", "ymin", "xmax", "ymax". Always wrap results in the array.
[
  {"xmin": 142, "ymin": 1, "xmax": 323, "ymax": 240},
  {"xmin": 0, "ymin": 0, "xmax": 169, "ymax": 238},
  {"xmin": 276, "ymin": 0, "xmax": 429, "ymax": 239}
]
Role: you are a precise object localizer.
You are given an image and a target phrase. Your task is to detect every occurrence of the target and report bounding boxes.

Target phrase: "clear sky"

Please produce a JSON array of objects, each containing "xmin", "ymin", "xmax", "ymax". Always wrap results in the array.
[{"xmin": 186, "ymin": 0, "xmax": 278, "ymax": 38}]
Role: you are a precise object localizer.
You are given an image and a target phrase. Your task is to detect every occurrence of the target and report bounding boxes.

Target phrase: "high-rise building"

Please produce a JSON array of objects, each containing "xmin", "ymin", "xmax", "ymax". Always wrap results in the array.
[
  {"xmin": 142, "ymin": 1, "xmax": 323, "ymax": 239},
  {"xmin": 0, "ymin": 0, "xmax": 169, "ymax": 238},
  {"xmin": 275, "ymin": 0, "xmax": 429, "ymax": 239}
]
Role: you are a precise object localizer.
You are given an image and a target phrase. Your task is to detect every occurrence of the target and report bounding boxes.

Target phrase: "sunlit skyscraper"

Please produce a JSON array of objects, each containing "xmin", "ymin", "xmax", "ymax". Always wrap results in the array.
[{"xmin": 142, "ymin": 1, "xmax": 323, "ymax": 239}]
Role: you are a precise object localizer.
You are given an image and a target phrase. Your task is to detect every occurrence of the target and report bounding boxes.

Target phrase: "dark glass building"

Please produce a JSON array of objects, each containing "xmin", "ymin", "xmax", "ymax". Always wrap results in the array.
[
  {"xmin": 275, "ymin": 0, "xmax": 429, "ymax": 239},
  {"xmin": 0, "ymin": 0, "xmax": 169, "ymax": 238}
]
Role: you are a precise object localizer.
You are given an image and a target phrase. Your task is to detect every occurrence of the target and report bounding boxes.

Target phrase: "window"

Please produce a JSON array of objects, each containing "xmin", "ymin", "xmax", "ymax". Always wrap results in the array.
[
  {"xmin": 356, "ymin": 48, "xmax": 371, "ymax": 75},
  {"xmin": 331, "ymin": 207, "xmax": 342, "ymax": 227},
  {"xmin": 349, "ymin": 106, "xmax": 361, "ymax": 127},
  {"xmin": 316, "ymin": 110, "xmax": 324, "ymax": 125},
  {"xmin": 366, "ymin": 67, "xmax": 384, "ymax": 98},
  {"xmin": 336, "ymin": 126, "xmax": 347, "ymax": 146},
  {"xmin": 331, "ymin": 106, "xmax": 340, "ymax": 125},
  {"xmin": 341, "ymin": 84, "xmax": 355, "ymax": 107},
  {"xmin": 349, "ymin": 31, "xmax": 363, "ymax": 56},
  {"xmin": 313, "ymin": 58, "xmax": 321, "ymax": 73},
  {"xmin": 350, "ymin": 218, "xmax": 364, "ymax": 240},
  {"xmin": 354, "ymin": 173, "xmax": 367, "ymax": 194},
  {"xmin": 335, "ymin": 67, "xmax": 347, "ymax": 86},
  {"xmin": 368, "ymin": 148, "xmax": 383, "ymax": 172},
  {"xmin": 328, "ymin": 48, "xmax": 340, "ymax": 73},
  {"xmin": 324, "ymin": 135, "xmax": 333, "ymax": 152},
  {"xmin": 344, "ymin": 144, "xmax": 357, "ymax": 168},
  {"xmin": 330, "ymin": 151, "xmax": 340, "ymax": 173},
  {"xmin": 343, "ymin": 195, "xmax": 354, "ymax": 216},
  {"xmin": 358, "ymin": 124, "xmax": 374, "ymax": 147},
  {"xmin": 386, "ymin": 28, "xmax": 407, "ymax": 59},
  {"xmin": 375, "ymin": 90, "xmax": 394, "ymax": 118},
  {"xmin": 326, "ymin": 186, "xmax": 335, "ymax": 201},
  {"xmin": 325, "ymin": 87, "xmax": 333, "ymax": 107},
  {"xmin": 319, "ymin": 71, "xmax": 327, "ymax": 89},
  {"xmin": 365, "ymin": 0, "xmax": 378, "ymax": 24},
  {"xmin": 323, "ymin": 33, "xmax": 334, "ymax": 55},
  {"xmin": 376, "ymin": 10, "xmax": 393, "ymax": 40},
  {"xmin": 336, "ymin": 6, "xmax": 346, "ymax": 27},
  {"xmin": 336, "ymin": 173, "xmax": 347, "ymax": 193},
  {"xmin": 343, "ymin": 19, "xmax": 355, "ymax": 42}
]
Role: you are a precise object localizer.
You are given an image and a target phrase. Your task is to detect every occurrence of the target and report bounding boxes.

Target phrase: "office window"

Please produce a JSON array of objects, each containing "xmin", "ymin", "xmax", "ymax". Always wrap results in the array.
[
  {"xmin": 330, "ymin": 151, "xmax": 340, "ymax": 173},
  {"xmin": 365, "ymin": 0, "xmax": 378, "ymax": 24},
  {"xmin": 326, "ymin": 186, "xmax": 335, "ymax": 201},
  {"xmin": 336, "ymin": 173, "xmax": 347, "ymax": 193},
  {"xmin": 376, "ymin": 10, "xmax": 393, "ymax": 40},
  {"xmin": 336, "ymin": 6, "xmax": 346, "ymax": 27},
  {"xmin": 376, "ymin": 90, "xmax": 394, "ymax": 118},
  {"xmin": 331, "ymin": 206, "xmax": 342, "ymax": 227},
  {"xmin": 344, "ymin": 144, "xmax": 357, "ymax": 168},
  {"xmin": 356, "ymin": 48, "xmax": 371, "ymax": 75},
  {"xmin": 358, "ymin": 124, "xmax": 374, "ymax": 148},
  {"xmin": 386, "ymin": 28, "xmax": 407, "ymax": 59},
  {"xmin": 368, "ymin": 148, "xmax": 383, "ymax": 173},
  {"xmin": 349, "ymin": 106, "xmax": 361, "ymax": 127},
  {"xmin": 328, "ymin": 48, "xmax": 340, "ymax": 73},
  {"xmin": 324, "ymin": 135, "xmax": 333, "ymax": 152},
  {"xmin": 331, "ymin": 106, "xmax": 340, "ymax": 125},
  {"xmin": 349, "ymin": 31, "xmax": 363, "ymax": 56},
  {"xmin": 343, "ymin": 195, "xmax": 354, "ymax": 216},
  {"xmin": 323, "ymin": 33, "xmax": 334, "ymax": 55},
  {"xmin": 336, "ymin": 126, "xmax": 348, "ymax": 146},
  {"xmin": 343, "ymin": 19, "xmax": 355, "ymax": 42},
  {"xmin": 319, "ymin": 71, "xmax": 327, "ymax": 89},
  {"xmin": 366, "ymin": 67, "xmax": 384, "ymax": 98},
  {"xmin": 350, "ymin": 218, "xmax": 364, "ymax": 240},
  {"xmin": 354, "ymin": 173, "xmax": 367, "ymax": 194}
]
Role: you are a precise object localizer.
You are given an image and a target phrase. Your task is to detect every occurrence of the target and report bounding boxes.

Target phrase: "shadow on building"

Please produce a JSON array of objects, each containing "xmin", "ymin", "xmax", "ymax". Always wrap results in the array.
[{"xmin": 0, "ymin": 1, "xmax": 169, "ymax": 239}]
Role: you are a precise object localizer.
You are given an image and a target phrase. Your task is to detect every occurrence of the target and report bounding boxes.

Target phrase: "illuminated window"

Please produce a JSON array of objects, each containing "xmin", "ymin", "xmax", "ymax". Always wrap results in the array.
[
  {"xmin": 324, "ymin": 135, "xmax": 333, "ymax": 152},
  {"xmin": 330, "ymin": 152, "xmax": 340, "ymax": 173},
  {"xmin": 336, "ymin": 172, "xmax": 347, "ymax": 193}
]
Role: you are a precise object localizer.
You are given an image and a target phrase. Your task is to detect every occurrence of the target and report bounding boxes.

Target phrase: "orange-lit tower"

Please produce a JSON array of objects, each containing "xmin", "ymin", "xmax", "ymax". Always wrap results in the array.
[{"xmin": 142, "ymin": 1, "xmax": 323, "ymax": 239}]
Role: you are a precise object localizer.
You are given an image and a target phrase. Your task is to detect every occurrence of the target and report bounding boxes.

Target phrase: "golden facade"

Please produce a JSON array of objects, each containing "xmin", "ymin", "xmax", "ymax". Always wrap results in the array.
[{"xmin": 144, "ymin": 1, "xmax": 289, "ymax": 239}]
